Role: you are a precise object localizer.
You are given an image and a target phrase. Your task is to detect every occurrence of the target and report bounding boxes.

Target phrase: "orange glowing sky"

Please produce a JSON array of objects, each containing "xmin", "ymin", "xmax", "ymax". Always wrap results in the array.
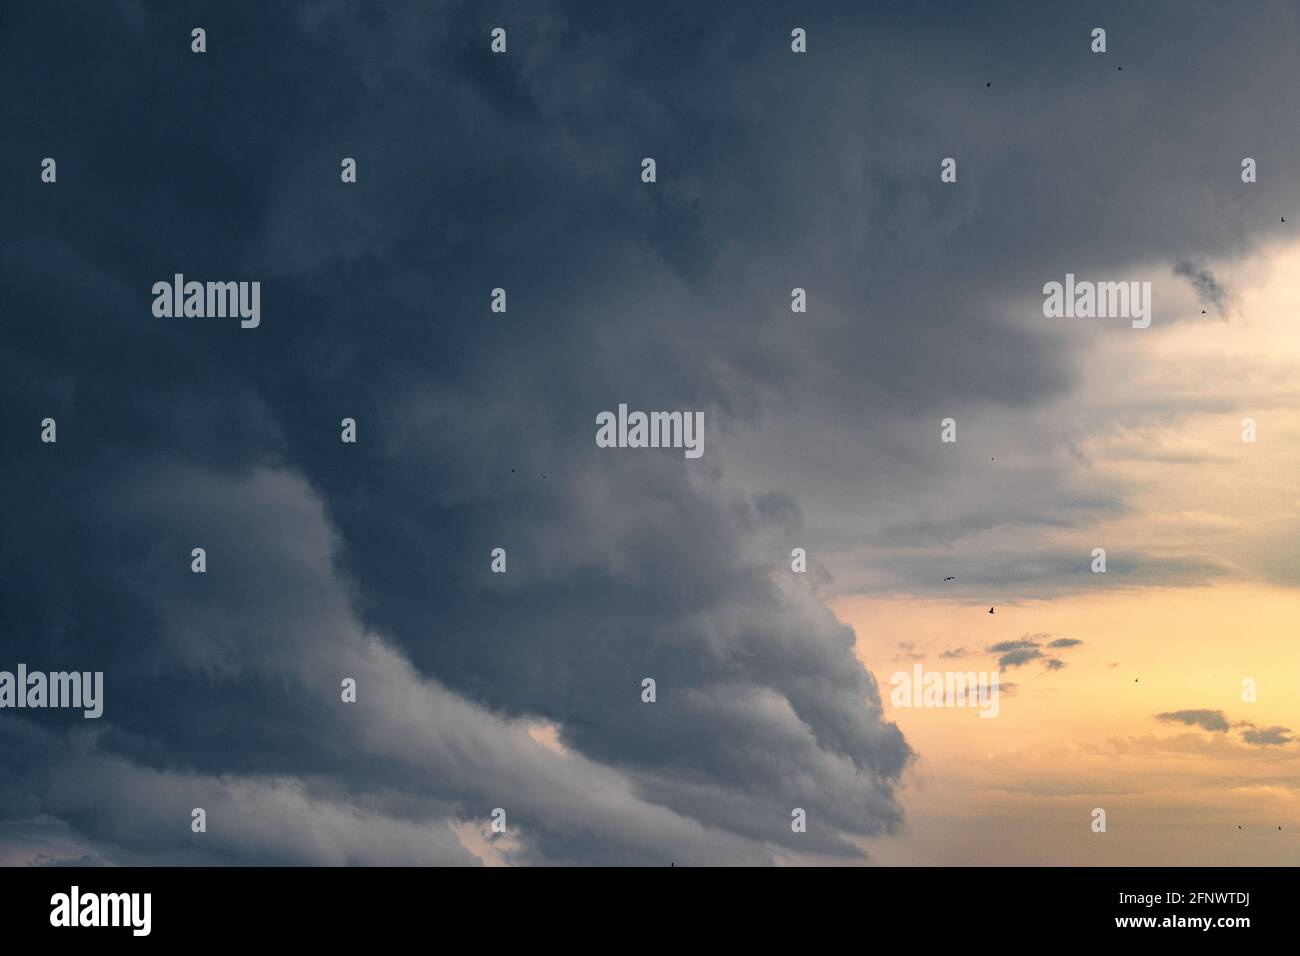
[{"xmin": 832, "ymin": 240, "xmax": 1300, "ymax": 865}]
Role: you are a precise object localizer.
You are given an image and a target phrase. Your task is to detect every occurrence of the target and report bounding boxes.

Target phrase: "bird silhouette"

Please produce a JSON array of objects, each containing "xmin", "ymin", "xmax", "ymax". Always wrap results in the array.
[
  {"xmin": 988, "ymin": 607, "xmax": 995, "ymax": 614},
  {"xmin": 944, "ymin": 576, "xmax": 956, "ymax": 581}
]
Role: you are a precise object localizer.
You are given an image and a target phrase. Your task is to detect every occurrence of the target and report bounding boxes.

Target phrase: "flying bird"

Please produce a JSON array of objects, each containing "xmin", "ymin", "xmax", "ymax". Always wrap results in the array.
[
  {"xmin": 944, "ymin": 576, "xmax": 956, "ymax": 581},
  {"xmin": 988, "ymin": 607, "xmax": 995, "ymax": 614}
]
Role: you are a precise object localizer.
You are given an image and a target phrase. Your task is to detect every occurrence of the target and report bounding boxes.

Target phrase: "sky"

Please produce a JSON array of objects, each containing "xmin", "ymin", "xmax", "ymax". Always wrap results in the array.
[{"xmin": 1, "ymin": 0, "xmax": 1297, "ymax": 866}]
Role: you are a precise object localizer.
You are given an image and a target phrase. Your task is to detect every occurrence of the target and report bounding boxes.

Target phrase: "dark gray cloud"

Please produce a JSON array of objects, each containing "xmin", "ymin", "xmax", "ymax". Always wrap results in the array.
[
  {"xmin": 1156, "ymin": 710, "xmax": 1231, "ymax": 733},
  {"xmin": 994, "ymin": 649, "xmax": 1043, "ymax": 668},
  {"xmin": 987, "ymin": 633, "xmax": 1081, "ymax": 670},
  {"xmin": 1156, "ymin": 712, "xmax": 1294, "ymax": 747},
  {"xmin": 0, "ymin": 0, "xmax": 924, "ymax": 864},
  {"xmin": 987, "ymin": 640, "xmax": 1042, "ymax": 654},
  {"xmin": 1239, "ymin": 725, "xmax": 1293, "ymax": 747},
  {"xmin": 698, "ymin": 0, "xmax": 1300, "ymax": 599},
  {"xmin": 987, "ymin": 638, "xmax": 1043, "ymax": 669},
  {"xmin": 1173, "ymin": 259, "xmax": 1231, "ymax": 316}
]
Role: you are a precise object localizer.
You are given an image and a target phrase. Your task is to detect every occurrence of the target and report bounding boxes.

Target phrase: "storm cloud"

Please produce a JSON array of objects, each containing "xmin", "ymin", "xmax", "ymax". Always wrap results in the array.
[{"xmin": 0, "ymin": 0, "xmax": 923, "ymax": 865}]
